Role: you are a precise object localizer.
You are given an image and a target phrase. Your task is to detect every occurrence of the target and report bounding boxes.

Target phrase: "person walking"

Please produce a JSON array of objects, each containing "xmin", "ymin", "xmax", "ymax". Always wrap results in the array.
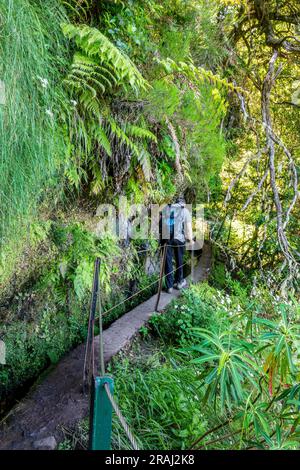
[{"xmin": 160, "ymin": 196, "xmax": 193, "ymax": 294}]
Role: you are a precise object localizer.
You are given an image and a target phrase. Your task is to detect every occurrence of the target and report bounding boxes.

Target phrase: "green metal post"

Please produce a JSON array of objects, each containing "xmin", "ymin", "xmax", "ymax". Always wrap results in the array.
[{"xmin": 90, "ymin": 376, "xmax": 114, "ymax": 450}]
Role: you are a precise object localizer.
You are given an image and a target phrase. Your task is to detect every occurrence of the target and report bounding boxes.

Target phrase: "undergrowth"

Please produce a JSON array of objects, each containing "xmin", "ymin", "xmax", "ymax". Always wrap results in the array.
[
  {"xmin": 63, "ymin": 277, "xmax": 300, "ymax": 451},
  {"xmin": 0, "ymin": 221, "xmax": 159, "ymax": 411}
]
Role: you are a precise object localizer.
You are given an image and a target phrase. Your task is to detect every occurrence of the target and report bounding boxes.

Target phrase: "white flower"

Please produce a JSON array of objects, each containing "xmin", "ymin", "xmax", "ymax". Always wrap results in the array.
[
  {"xmin": 46, "ymin": 109, "xmax": 54, "ymax": 119},
  {"xmin": 37, "ymin": 76, "xmax": 49, "ymax": 88}
]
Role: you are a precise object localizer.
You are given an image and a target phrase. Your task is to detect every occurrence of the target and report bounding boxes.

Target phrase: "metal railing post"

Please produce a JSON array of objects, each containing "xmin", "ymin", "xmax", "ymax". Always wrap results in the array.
[
  {"xmin": 155, "ymin": 243, "xmax": 167, "ymax": 312},
  {"xmin": 90, "ymin": 376, "xmax": 114, "ymax": 450},
  {"xmin": 83, "ymin": 258, "xmax": 100, "ymax": 392}
]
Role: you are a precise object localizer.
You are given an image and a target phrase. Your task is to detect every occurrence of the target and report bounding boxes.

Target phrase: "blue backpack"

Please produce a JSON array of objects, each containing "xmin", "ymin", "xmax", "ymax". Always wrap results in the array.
[{"xmin": 161, "ymin": 204, "xmax": 184, "ymax": 241}]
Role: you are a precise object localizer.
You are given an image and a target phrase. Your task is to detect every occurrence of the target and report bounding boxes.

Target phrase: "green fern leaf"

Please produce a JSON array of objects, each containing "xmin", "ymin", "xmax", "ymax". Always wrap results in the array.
[
  {"xmin": 107, "ymin": 116, "xmax": 140, "ymax": 157},
  {"xmin": 124, "ymin": 123, "xmax": 157, "ymax": 142},
  {"xmin": 62, "ymin": 23, "xmax": 148, "ymax": 94},
  {"xmin": 137, "ymin": 148, "xmax": 152, "ymax": 181},
  {"xmin": 90, "ymin": 123, "xmax": 112, "ymax": 156}
]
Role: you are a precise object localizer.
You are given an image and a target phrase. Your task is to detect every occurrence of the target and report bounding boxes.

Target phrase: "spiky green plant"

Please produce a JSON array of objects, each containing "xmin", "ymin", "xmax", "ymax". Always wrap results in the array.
[
  {"xmin": 254, "ymin": 306, "xmax": 300, "ymax": 396},
  {"xmin": 186, "ymin": 328, "xmax": 259, "ymax": 410}
]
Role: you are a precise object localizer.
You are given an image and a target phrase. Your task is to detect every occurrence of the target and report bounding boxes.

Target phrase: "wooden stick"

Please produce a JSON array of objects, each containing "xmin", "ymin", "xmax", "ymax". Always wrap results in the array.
[{"xmin": 155, "ymin": 243, "xmax": 167, "ymax": 312}]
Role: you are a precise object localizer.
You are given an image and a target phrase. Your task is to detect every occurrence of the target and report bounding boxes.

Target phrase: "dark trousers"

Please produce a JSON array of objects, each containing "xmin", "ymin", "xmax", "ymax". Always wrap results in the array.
[{"xmin": 164, "ymin": 240, "xmax": 185, "ymax": 289}]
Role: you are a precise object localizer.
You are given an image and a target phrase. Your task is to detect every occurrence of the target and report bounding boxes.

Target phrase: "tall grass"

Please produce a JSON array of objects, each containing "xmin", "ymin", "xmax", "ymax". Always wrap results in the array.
[{"xmin": 0, "ymin": 0, "xmax": 69, "ymax": 285}]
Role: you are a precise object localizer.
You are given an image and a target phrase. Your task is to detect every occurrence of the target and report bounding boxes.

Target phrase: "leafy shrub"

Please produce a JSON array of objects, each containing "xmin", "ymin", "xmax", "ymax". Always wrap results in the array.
[
  {"xmin": 61, "ymin": 276, "xmax": 300, "ymax": 451},
  {"xmin": 149, "ymin": 283, "xmax": 222, "ymax": 345},
  {"xmin": 210, "ymin": 262, "xmax": 227, "ymax": 289},
  {"xmin": 0, "ymin": 221, "xmax": 160, "ymax": 404},
  {"xmin": 0, "ymin": 301, "xmax": 86, "ymax": 399},
  {"xmin": 185, "ymin": 328, "xmax": 259, "ymax": 410}
]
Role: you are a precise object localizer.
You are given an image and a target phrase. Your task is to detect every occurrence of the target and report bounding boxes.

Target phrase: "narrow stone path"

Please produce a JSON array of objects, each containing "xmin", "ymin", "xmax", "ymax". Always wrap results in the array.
[{"xmin": 0, "ymin": 244, "xmax": 211, "ymax": 450}]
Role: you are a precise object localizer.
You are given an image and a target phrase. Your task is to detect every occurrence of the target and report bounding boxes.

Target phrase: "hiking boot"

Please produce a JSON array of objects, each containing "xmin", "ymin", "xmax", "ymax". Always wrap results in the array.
[
  {"xmin": 166, "ymin": 287, "xmax": 173, "ymax": 294},
  {"xmin": 173, "ymin": 282, "xmax": 178, "ymax": 289},
  {"xmin": 175, "ymin": 279, "xmax": 187, "ymax": 290}
]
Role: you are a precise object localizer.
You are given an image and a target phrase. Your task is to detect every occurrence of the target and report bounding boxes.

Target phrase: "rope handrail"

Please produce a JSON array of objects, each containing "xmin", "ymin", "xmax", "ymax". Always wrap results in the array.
[
  {"xmin": 104, "ymin": 382, "xmax": 140, "ymax": 451},
  {"xmin": 118, "ymin": 247, "xmax": 156, "ymax": 257},
  {"xmin": 101, "ymin": 242, "xmax": 198, "ymax": 261},
  {"xmin": 101, "ymin": 253, "xmax": 201, "ymax": 450},
  {"xmin": 102, "ymin": 255, "xmax": 201, "ymax": 317},
  {"xmin": 86, "ymin": 250, "xmax": 201, "ymax": 450}
]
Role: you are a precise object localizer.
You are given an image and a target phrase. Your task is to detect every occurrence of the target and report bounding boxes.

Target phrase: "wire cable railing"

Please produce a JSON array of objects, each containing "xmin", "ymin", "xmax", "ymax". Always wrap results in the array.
[
  {"xmin": 102, "ymin": 257, "xmax": 195, "ymax": 317},
  {"xmin": 85, "ymin": 247, "xmax": 201, "ymax": 450},
  {"xmin": 104, "ymin": 382, "xmax": 140, "ymax": 450}
]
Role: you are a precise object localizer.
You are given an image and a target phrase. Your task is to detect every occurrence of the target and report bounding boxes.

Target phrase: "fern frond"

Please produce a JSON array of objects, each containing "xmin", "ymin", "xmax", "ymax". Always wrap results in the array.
[
  {"xmin": 64, "ymin": 75, "xmax": 98, "ymax": 96},
  {"xmin": 55, "ymin": 286, "xmax": 67, "ymax": 307},
  {"xmin": 157, "ymin": 57, "xmax": 238, "ymax": 92},
  {"xmin": 62, "ymin": 1, "xmax": 92, "ymax": 21},
  {"xmin": 79, "ymin": 91, "xmax": 101, "ymax": 117},
  {"xmin": 124, "ymin": 124, "xmax": 157, "ymax": 142},
  {"xmin": 71, "ymin": 57, "xmax": 117, "ymax": 85},
  {"xmin": 65, "ymin": 164, "xmax": 87, "ymax": 189},
  {"xmin": 107, "ymin": 117, "xmax": 140, "ymax": 157},
  {"xmin": 62, "ymin": 23, "xmax": 148, "ymax": 94},
  {"xmin": 90, "ymin": 123, "xmax": 112, "ymax": 156},
  {"xmin": 71, "ymin": 69, "xmax": 108, "ymax": 93},
  {"xmin": 89, "ymin": 162, "xmax": 105, "ymax": 195},
  {"xmin": 137, "ymin": 148, "xmax": 152, "ymax": 181},
  {"xmin": 69, "ymin": 114, "xmax": 92, "ymax": 156},
  {"xmin": 71, "ymin": 53, "xmax": 117, "ymax": 87}
]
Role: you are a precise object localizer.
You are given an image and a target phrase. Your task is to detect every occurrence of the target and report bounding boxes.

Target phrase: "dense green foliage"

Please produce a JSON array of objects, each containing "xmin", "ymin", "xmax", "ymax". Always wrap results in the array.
[
  {"xmin": 0, "ymin": 0, "xmax": 229, "ymax": 409},
  {"xmin": 0, "ymin": 0, "xmax": 69, "ymax": 284},
  {"xmin": 0, "ymin": 0, "xmax": 228, "ymax": 285},
  {"xmin": 0, "ymin": 219, "xmax": 158, "ymax": 408},
  {"xmin": 62, "ymin": 278, "xmax": 300, "ymax": 450},
  {"xmin": 0, "ymin": 0, "xmax": 299, "ymax": 451},
  {"xmin": 213, "ymin": 0, "xmax": 300, "ymax": 290}
]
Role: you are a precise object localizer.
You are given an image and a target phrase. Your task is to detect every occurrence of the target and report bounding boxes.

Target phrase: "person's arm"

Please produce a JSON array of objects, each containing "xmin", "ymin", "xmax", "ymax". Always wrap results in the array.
[
  {"xmin": 159, "ymin": 211, "xmax": 163, "ymax": 245},
  {"xmin": 184, "ymin": 208, "xmax": 193, "ymax": 242}
]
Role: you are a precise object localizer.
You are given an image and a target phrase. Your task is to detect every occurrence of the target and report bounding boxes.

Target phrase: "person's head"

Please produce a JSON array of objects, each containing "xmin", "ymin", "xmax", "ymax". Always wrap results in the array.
[{"xmin": 175, "ymin": 194, "xmax": 186, "ymax": 205}]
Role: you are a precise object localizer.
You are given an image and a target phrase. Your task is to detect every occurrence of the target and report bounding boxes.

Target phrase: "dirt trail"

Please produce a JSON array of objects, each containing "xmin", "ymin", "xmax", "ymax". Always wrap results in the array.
[{"xmin": 0, "ymin": 244, "xmax": 212, "ymax": 450}]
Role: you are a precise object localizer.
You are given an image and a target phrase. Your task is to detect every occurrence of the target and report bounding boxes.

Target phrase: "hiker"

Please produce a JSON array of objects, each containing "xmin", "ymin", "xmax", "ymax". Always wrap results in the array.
[{"xmin": 160, "ymin": 196, "xmax": 193, "ymax": 294}]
